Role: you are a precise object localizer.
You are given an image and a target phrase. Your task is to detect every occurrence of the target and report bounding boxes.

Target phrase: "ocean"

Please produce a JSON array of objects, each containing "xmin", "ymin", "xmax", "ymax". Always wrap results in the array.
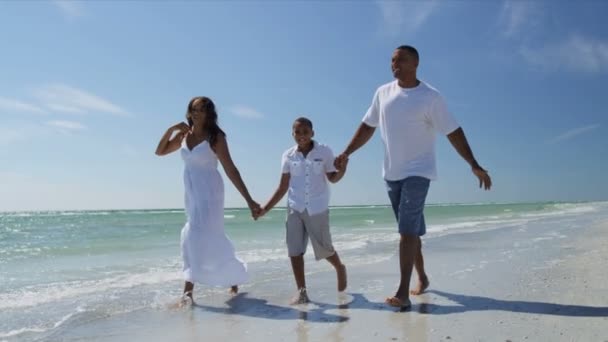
[{"xmin": 1, "ymin": 201, "xmax": 607, "ymax": 341}]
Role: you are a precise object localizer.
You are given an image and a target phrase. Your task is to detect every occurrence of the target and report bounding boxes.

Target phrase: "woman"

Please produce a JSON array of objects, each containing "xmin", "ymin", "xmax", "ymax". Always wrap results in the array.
[{"xmin": 156, "ymin": 96, "xmax": 260, "ymax": 304}]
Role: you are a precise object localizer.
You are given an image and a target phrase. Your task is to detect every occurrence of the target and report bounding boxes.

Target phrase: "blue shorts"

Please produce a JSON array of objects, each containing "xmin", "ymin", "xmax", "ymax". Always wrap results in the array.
[{"xmin": 386, "ymin": 176, "xmax": 431, "ymax": 236}]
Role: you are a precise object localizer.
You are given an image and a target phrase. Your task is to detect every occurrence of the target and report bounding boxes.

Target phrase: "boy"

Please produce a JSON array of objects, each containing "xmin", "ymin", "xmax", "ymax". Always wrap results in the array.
[{"xmin": 260, "ymin": 117, "xmax": 348, "ymax": 304}]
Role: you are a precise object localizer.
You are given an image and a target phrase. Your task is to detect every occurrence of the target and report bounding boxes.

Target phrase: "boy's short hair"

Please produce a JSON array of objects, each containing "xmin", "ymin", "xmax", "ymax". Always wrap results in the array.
[{"xmin": 294, "ymin": 117, "xmax": 313, "ymax": 130}]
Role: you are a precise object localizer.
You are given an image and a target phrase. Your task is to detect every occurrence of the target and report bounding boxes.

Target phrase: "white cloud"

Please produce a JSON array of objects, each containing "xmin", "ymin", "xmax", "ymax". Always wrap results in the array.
[
  {"xmin": 52, "ymin": 0, "xmax": 84, "ymax": 18},
  {"xmin": 548, "ymin": 124, "xmax": 600, "ymax": 144},
  {"xmin": 46, "ymin": 103, "xmax": 86, "ymax": 114},
  {"xmin": 497, "ymin": 3, "xmax": 608, "ymax": 74},
  {"xmin": 499, "ymin": 1, "xmax": 541, "ymax": 38},
  {"xmin": 0, "ymin": 97, "xmax": 48, "ymax": 114},
  {"xmin": 34, "ymin": 84, "xmax": 131, "ymax": 116},
  {"xmin": 521, "ymin": 35, "xmax": 608, "ymax": 73},
  {"xmin": 229, "ymin": 105, "xmax": 264, "ymax": 119},
  {"xmin": 376, "ymin": 0, "xmax": 438, "ymax": 36},
  {"xmin": 47, "ymin": 120, "xmax": 87, "ymax": 132}
]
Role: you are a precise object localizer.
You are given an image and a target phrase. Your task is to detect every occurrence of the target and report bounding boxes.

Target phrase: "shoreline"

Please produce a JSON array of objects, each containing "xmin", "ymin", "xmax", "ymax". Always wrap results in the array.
[{"xmin": 16, "ymin": 214, "xmax": 607, "ymax": 342}]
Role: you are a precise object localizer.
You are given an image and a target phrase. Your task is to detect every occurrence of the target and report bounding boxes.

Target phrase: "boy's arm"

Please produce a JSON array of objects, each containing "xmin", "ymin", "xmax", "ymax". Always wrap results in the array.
[
  {"xmin": 327, "ymin": 157, "xmax": 348, "ymax": 183},
  {"xmin": 262, "ymin": 173, "xmax": 291, "ymax": 214}
]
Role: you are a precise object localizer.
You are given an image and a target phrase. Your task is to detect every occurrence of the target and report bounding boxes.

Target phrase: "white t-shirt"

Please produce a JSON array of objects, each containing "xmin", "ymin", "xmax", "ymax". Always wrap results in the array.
[
  {"xmin": 362, "ymin": 80, "xmax": 460, "ymax": 181},
  {"xmin": 281, "ymin": 141, "xmax": 337, "ymax": 215}
]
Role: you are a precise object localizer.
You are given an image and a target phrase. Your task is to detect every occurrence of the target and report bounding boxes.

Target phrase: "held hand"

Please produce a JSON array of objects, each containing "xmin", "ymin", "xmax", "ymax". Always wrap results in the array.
[
  {"xmin": 257, "ymin": 207, "xmax": 268, "ymax": 219},
  {"xmin": 248, "ymin": 201, "xmax": 262, "ymax": 220},
  {"xmin": 338, "ymin": 156, "xmax": 349, "ymax": 172},
  {"xmin": 333, "ymin": 154, "xmax": 344, "ymax": 169},
  {"xmin": 334, "ymin": 154, "xmax": 349, "ymax": 170},
  {"xmin": 252, "ymin": 207, "xmax": 265, "ymax": 220},
  {"xmin": 472, "ymin": 165, "xmax": 492, "ymax": 190}
]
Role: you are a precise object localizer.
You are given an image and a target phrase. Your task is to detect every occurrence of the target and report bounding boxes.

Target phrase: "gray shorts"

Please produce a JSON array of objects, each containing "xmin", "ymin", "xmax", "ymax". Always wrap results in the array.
[{"xmin": 286, "ymin": 209, "xmax": 335, "ymax": 260}]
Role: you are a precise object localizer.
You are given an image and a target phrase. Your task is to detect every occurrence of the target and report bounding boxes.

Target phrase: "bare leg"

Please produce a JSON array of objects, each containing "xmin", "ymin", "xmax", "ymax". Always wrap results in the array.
[
  {"xmin": 290, "ymin": 255, "xmax": 309, "ymax": 304},
  {"xmin": 386, "ymin": 234, "xmax": 418, "ymax": 308},
  {"xmin": 290, "ymin": 255, "xmax": 306, "ymax": 290},
  {"xmin": 326, "ymin": 252, "xmax": 347, "ymax": 292},
  {"xmin": 183, "ymin": 281, "xmax": 194, "ymax": 299},
  {"xmin": 229, "ymin": 285, "xmax": 238, "ymax": 295},
  {"xmin": 410, "ymin": 237, "xmax": 429, "ymax": 295},
  {"xmin": 174, "ymin": 281, "xmax": 193, "ymax": 307}
]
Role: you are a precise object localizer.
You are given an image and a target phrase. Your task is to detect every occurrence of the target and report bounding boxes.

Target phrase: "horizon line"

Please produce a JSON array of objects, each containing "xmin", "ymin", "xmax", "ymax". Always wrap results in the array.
[{"xmin": 1, "ymin": 200, "xmax": 605, "ymax": 214}]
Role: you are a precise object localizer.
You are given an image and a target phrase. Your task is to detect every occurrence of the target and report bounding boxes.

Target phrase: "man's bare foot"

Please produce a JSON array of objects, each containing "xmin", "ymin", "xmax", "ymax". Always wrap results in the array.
[
  {"xmin": 229, "ymin": 285, "xmax": 238, "ymax": 295},
  {"xmin": 385, "ymin": 296, "xmax": 411, "ymax": 309},
  {"xmin": 290, "ymin": 288, "xmax": 310, "ymax": 305},
  {"xmin": 410, "ymin": 277, "xmax": 429, "ymax": 295},
  {"xmin": 337, "ymin": 264, "xmax": 347, "ymax": 292}
]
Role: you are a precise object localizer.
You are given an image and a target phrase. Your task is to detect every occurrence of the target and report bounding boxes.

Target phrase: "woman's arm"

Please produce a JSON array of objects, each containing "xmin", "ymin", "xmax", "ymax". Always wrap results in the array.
[
  {"xmin": 214, "ymin": 134, "xmax": 261, "ymax": 215},
  {"xmin": 155, "ymin": 122, "xmax": 189, "ymax": 156}
]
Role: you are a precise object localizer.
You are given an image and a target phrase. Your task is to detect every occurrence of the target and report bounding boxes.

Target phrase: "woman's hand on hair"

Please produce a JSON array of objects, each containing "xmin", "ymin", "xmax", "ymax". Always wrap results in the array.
[{"xmin": 172, "ymin": 122, "xmax": 190, "ymax": 134}]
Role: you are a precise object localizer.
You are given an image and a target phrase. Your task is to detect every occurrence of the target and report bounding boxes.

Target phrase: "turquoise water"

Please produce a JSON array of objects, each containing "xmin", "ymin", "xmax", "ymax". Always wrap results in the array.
[{"xmin": 0, "ymin": 201, "xmax": 606, "ymax": 340}]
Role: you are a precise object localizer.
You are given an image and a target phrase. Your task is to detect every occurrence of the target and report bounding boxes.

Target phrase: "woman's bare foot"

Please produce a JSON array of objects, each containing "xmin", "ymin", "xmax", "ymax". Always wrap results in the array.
[
  {"xmin": 169, "ymin": 291, "xmax": 193, "ymax": 309},
  {"xmin": 180, "ymin": 295, "xmax": 193, "ymax": 307},
  {"xmin": 229, "ymin": 285, "xmax": 238, "ymax": 295},
  {"xmin": 410, "ymin": 277, "xmax": 429, "ymax": 295}
]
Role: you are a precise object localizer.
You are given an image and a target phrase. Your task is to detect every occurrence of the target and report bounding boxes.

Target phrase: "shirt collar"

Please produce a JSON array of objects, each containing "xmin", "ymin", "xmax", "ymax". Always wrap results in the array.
[{"xmin": 289, "ymin": 140, "xmax": 317, "ymax": 157}]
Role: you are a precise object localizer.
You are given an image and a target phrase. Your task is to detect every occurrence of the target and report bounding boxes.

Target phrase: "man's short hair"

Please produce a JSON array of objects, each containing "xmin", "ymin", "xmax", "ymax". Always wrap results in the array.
[
  {"xmin": 294, "ymin": 117, "xmax": 313, "ymax": 130},
  {"xmin": 396, "ymin": 45, "xmax": 419, "ymax": 61}
]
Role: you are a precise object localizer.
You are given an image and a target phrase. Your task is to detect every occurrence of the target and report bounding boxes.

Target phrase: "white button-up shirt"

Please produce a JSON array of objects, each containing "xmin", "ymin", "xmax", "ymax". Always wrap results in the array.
[{"xmin": 281, "ymin": 141, "xmax": 337, "ymax": 216}]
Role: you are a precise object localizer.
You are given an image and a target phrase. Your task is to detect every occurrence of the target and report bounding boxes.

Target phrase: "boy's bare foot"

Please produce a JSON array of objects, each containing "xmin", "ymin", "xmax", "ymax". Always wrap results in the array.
[
  {"xmin": 229, "ymin": 285, "xmax": 238, "ymax": 295},
  {"xmin": 337, "ymin": 264, "xmax": 347, "ymax": 292},
  {"xmin": 410, "ymin": 277, "xmax": 429, "ymax": 295},
  {"xmin": 290, "ymin": 288, "xmax": 310, "ymax": 305}
]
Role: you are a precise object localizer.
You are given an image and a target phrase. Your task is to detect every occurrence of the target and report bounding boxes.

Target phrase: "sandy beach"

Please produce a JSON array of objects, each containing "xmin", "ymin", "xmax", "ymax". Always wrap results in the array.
[{"xmin": 28, "ymin": 209, "xmax": 607, "ymax": 342}]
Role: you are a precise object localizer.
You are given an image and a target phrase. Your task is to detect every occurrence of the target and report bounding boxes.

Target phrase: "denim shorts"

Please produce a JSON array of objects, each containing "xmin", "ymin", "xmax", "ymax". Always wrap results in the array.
[{"xmin": 386, "ymin": 176, "xmax": 431, "ymax": 236}]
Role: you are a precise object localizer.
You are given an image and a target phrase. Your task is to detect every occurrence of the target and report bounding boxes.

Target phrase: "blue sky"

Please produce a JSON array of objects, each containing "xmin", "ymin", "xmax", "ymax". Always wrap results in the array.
[{"xmin": 1, "ymin": 1, "xmax": 607, "ymax": 211}]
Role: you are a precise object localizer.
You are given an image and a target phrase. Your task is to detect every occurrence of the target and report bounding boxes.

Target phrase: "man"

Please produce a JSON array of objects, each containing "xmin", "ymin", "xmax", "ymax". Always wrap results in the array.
[{"xmin": 335, "ymin": 45, "xmax": 492, "ymax": 309}]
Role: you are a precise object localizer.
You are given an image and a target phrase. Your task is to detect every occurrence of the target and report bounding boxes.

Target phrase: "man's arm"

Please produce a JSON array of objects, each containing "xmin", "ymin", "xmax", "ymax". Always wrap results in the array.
[
  {"xmin": 343, "ymin": 123, "xmax": 376, "ymax": 156},
  {"xmin": 327, "ymin": 157, "xmax": 348, "ymax": 183},
  {"xmin": 447, "ymin": 127, "xmax": 492, "ymax": 190},
  {"xmin": 334, "ymin": 123, "xmax": 376, "ymax": 169}
]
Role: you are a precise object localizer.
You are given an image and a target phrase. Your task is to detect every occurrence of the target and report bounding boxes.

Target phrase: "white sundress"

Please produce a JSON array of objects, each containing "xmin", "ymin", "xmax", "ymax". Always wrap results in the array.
[{"xmin": 179, "ymin": 139, "xmax": 248, "ymax": 286}]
